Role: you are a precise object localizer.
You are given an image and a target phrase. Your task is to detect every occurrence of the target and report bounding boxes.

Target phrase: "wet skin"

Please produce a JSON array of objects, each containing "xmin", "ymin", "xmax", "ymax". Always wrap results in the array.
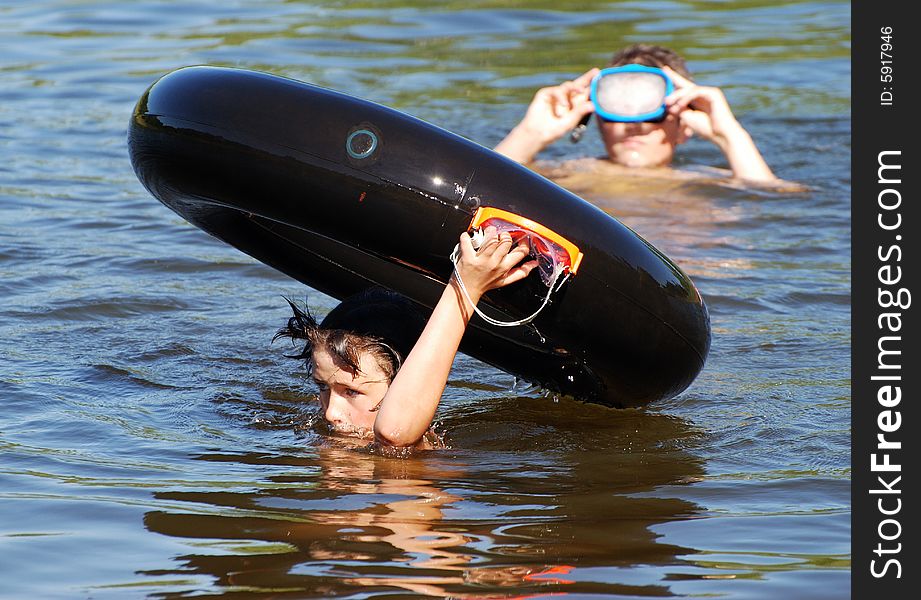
[
  {"xmin": 597, "ymin": 113, "xmax": 688, "ymax": 169},
  {"xmin": 311, "ymin": 347, "xmax": 389, "ymax": 438}
]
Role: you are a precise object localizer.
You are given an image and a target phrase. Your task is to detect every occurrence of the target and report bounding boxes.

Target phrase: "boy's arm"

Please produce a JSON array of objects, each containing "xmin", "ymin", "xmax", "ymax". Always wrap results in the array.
[
  {"xmin": 373, "ymin": 228, "xmax": 536, "ymax": 447},
  {"xmin": 713, "ymin": 125, "xmax": 776, "ymax": 183},
  {"xmin": 662, "ymin": 66, "xmax": 777, "ymax": 183},
  {"xmin": 494, "ymin": 69, "xmax": 598, "ymax": 165}
]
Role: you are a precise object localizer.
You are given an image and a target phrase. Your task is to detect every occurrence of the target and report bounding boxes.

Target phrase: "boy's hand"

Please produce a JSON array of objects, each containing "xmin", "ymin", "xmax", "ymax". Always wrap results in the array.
[
  {"xmin": 662, "ymin": 66, "xmax": 745, "ymax": 149},
  {"xmin": 495, "ymin": 69, "xmax": 598, "ymax": 163},
  {"xmin": 662, "ymin": 66, "xmax": 776, "ymax": 183},
  {"xmin": 454, "ymin": 226, "xmax": 538, "ymax": 305},
  {"xmin": 518, "ymin": 68, "xmax": 598, "ymax": 145}
]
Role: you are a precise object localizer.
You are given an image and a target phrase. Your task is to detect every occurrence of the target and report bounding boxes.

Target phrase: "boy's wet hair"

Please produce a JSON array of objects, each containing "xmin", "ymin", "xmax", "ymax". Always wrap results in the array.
[
  {"xmin": 609, "ymin": 44, "xmax": 692, "ymax": 79},
  {"xmin": 274, "ymin": 287, "xmax": 427, "ymax": 381}
]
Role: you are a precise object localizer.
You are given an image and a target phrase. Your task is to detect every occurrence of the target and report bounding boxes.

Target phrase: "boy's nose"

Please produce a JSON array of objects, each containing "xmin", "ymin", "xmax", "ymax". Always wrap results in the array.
[
  {"xmin": 324, "ymin": 396, "xmax": 347, "ymax": 427},
  {"xmin": 624, "ymin": 121, "xmax": 645, "ymax": 135}
]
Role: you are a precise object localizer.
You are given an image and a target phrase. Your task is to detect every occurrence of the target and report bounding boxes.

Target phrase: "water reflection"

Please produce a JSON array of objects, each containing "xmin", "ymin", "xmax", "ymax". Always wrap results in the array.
[{"xmin": 142, "ymin": 397, "xmax": 705, "ymax": 597}]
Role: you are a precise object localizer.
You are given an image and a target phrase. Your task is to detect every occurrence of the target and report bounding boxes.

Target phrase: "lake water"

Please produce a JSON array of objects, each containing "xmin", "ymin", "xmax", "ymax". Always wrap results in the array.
[{"xmin": 1, "ymin": 1, "xmax": 851, "ymax": 598}]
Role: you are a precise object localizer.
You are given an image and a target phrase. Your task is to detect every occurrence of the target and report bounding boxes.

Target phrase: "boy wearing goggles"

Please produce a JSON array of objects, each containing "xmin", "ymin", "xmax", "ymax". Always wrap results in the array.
[{"xmin": 494, "ymin": 44, "xmax": 776, "ymax": 184}]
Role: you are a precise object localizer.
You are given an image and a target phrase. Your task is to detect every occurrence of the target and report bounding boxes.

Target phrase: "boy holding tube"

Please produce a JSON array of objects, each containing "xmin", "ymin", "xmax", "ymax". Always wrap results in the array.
[{"xmin": 276, "ymin": 226, "xmax": 538, "ymax": 451}]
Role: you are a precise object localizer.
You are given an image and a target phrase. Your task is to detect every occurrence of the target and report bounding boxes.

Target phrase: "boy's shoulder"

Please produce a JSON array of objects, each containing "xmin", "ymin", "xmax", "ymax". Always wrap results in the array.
[{"xmin": 534, "ymin": 156, "xmax": 727, "ymax": 180}]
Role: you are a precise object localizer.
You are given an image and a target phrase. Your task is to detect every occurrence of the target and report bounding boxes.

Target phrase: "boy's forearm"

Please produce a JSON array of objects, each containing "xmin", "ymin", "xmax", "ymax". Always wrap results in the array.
[
  {"xmin": 719, "ymin": 124, "xmax": 776, "ymax": 183},
  {"xmin": 373, "ymin": 280, "xmax": 475, "ymax": 447},
  {"xmin": 494, "ymin": 124, "xmax": 546, "ymax": 165}
]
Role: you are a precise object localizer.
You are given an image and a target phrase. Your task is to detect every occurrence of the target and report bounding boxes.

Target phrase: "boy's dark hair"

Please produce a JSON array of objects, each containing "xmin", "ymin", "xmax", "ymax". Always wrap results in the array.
[
  {"xmin": 274, "ymin": 287, "xmax": 427, "ymax": 381},
  {"xmin": 608, "ymin": 44, "xmax": 692, "ymax": 79}
]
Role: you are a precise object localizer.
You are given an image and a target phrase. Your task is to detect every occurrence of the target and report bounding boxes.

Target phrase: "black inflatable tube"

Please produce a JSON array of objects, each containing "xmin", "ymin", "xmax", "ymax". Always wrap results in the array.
[{"xmin": 128, "ymin": 66, "xmax": 710, "ymax": 408}]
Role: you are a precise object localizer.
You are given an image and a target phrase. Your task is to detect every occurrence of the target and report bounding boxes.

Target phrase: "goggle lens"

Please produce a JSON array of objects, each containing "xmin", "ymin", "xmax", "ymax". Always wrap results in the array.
[
  {"xmin": 481, "ymin": 217, "xmax": 571, "ymax": 287},
  {"xmin": 590, "ymin": 65, "xmax": 673, "ymax": 122}
]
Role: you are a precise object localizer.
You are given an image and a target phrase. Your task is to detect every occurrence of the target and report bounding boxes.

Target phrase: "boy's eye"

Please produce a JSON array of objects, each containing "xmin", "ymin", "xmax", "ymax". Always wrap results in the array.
[{"xmin": 343, "ymin": 388, "xmax": 361, "ymax": 398}]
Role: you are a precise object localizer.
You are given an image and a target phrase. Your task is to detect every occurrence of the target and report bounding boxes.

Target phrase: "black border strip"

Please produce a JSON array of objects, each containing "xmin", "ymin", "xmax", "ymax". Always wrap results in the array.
[{"xmin": 853, "ymin": 1, "xmax": 918, "ymax": 596}]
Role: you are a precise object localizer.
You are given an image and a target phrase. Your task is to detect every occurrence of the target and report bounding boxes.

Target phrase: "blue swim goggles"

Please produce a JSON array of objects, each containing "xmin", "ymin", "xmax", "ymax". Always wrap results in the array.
[{"xmin": 589, "ymin": 65, "xmax": 674, "ymax": 123}]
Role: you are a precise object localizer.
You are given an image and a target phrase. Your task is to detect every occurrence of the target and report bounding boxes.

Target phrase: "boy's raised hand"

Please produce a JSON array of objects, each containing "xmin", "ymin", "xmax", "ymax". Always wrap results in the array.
[
  {"xmin": 519, "ymin": 68, "xmax": 598, "ymax": 145},
  {"xmin": 662, "ymin": 65, "xmax": 741, "ymax": 146},
  {"xmin": 662, "ymin": 66, "xmax": 776, "ymax": 182},
  {"xmin": 455, "ymin": 226, "xmax": 537, "ymax": 302},
  {"xmin": 494, "ymin": 68, "xmax": 598, "ymax": 163}
]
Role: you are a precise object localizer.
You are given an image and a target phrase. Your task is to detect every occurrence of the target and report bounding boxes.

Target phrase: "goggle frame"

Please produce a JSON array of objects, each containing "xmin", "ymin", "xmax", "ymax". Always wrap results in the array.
[{"xmin": 589, "ymin": 64, "xmax": 674, "ymax": 123}]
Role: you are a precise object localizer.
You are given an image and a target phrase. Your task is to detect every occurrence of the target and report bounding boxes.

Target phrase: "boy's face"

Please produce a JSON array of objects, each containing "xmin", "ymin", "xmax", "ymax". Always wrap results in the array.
[
  {"xmin": 311, "ymin": 346, "xmax": 390, "ymax": 437},
  {"xmin": 597, "ymin": 113, "xmax": 688, "ymax": 168}
]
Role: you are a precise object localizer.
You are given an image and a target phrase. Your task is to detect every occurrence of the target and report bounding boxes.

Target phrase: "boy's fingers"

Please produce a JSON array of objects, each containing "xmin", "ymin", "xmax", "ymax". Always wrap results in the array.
[
  {"xmin": 472, "ymin": 226, "xmax": 509, "ymax": 259},
  {"xmin": 480, "ymin": 231, "xmax": 515, "ymax": 259},
  {"xmin": 557, "ymin": 88, "xmax": 575, "ymax": 113},
  {"xmin": 662, "ymin": 65, "xmax": 692, "ymax": 88},
  {"xmin": 573, "ymin": 67, "xmax": 599, "ymax": 89},
  {"xmin": 459, "ymin": 230, "xmax": 475, "ymax": 257},
  {"xmin": 478, "ymin": 226, "xmax": 499, "ymax": 248},
  {"xmin": 497, "ymin": 243, "xmax": 532, "ymax": 271},
  {"xmin": 666, "ymin": 86, "xmax": 696, "ymax": 106},
  {"xmin": 503, "ymin": 260, "xmax": 539, "ymax": 285},
  {"xmin": 668, "ymin": 91, "xmax": 706, "ymax": 115},
  {"xmin": 668, "ymin": 85, "xmax": 723, "ymax": 116},
  {"xmin": 545, "ymin": 88, "xmax": 565, "ymax": 116}
]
